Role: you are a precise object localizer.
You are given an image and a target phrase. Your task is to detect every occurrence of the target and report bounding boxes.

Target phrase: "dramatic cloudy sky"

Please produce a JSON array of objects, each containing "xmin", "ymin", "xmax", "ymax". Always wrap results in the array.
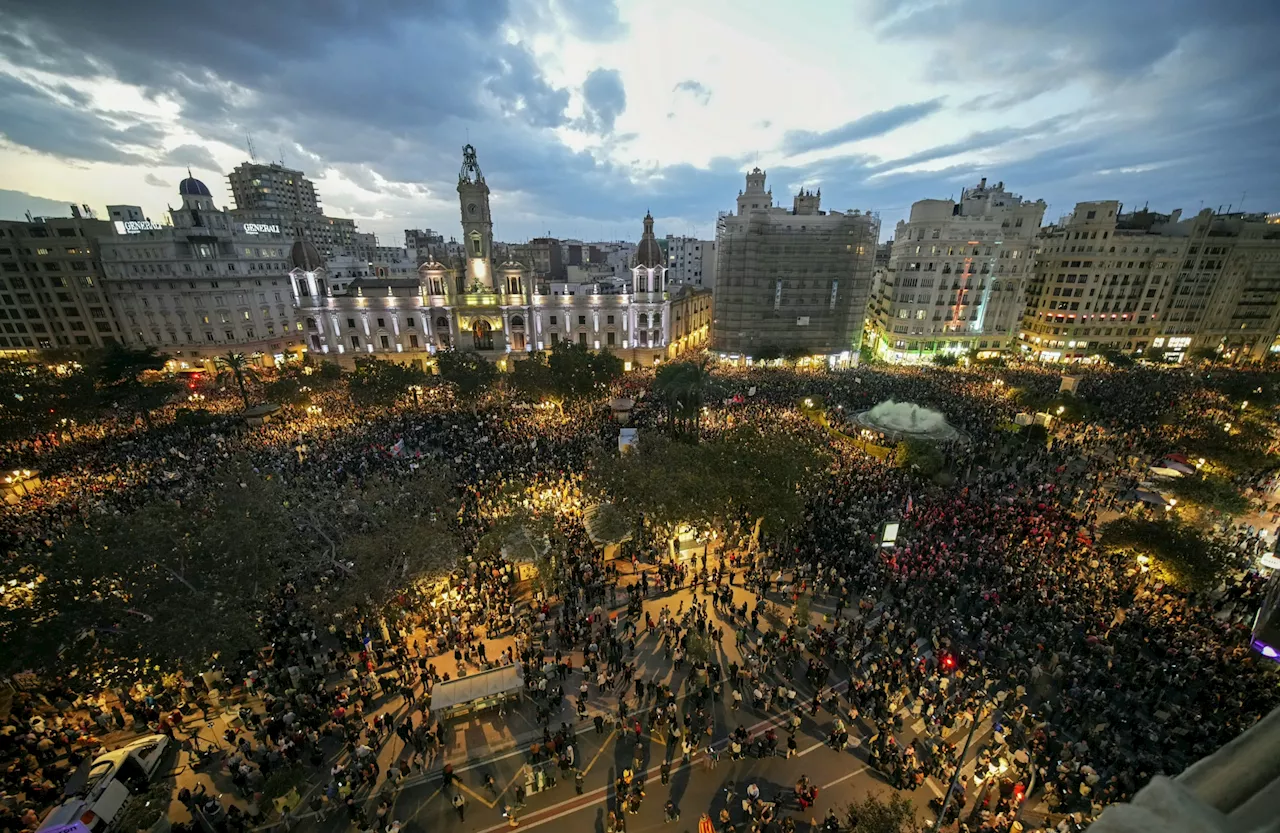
[{"xmin": 1, "ymin": 0, "xmax": 1277, "ymax": 245}]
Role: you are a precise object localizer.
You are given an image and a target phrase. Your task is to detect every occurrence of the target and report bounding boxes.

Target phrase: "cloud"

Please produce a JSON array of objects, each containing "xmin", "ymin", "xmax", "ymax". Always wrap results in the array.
[
  {"xmin": 673, "ymin": 80, "xmax": 711, "ymax": 105},
  {"xmin": 580, "ymin": 68, "xmax": 626, "ymax": 134},
  {"xmin": 143, "ymin": 173, "xmax": 170, "ymax": 188},
  {"xmin": 552, "ymin": 0, "xmax": 627, "ymax": 41},
  {"xmin": 163, "ymin": 144, "xmax": 222, "ymax": 173},
  {"xmin": 0, "ymin": 0, "xmax": 1275, "ymax": 244},
  {"xmin": 0, "ymin": 74, "xmax": 164, "ymax": 164},
  {"xmin": 0, "ymin": 188, "xmax": 80, "ymax": 221},
  {"xmin": 484, "ymin": 47, "xmax": 571, "ymax": 129},
  {"xmin": 781, "ymin": 98, "xmax": 946, "ymax": 155}
]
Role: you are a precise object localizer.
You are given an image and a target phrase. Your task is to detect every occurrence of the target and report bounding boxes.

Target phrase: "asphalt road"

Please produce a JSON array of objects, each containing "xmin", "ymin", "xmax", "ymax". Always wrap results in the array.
[{"xmin": 297, "ymin": 689, "xmax": 988, "ymax": 833}]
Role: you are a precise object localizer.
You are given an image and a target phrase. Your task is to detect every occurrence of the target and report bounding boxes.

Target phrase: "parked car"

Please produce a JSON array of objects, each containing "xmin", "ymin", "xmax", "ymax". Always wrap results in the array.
[{"xmin": 39, "ymin": 736, "xmax": 173, "ymax": 833}]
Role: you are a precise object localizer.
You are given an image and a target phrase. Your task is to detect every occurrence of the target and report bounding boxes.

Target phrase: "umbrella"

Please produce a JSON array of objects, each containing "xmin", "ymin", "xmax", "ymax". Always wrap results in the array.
[
  {"xmin": 1160, "ymin": 459, "xmax": 1195, "ymax": 474},
  {"xmin": 1148, "ymin": 466, "xmax": 1184, "ymax": 479},
  {"xmin": 1133, "ymin": 489, "xmax": 1167, "ymax": 506},
  {"xmin": 1166, "ymin": 453, "xmax": 1191, "ymax": 464}
]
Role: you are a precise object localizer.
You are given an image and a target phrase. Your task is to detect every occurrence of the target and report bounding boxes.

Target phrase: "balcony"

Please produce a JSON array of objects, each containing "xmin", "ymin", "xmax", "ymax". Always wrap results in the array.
[{"xmin": 1089, "ymin": 705, "xmax": 1280, "ymax": 833}]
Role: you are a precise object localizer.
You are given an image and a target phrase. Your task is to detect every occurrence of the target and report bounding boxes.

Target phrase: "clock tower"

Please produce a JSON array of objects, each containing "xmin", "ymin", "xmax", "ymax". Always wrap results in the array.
[{"xmin": 457, "ymin": 144, "xmax": 494, "ymax": 291}]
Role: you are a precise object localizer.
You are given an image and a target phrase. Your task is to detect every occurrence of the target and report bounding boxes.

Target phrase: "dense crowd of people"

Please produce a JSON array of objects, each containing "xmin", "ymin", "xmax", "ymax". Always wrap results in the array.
[{"xmin": 1, "ymin": 359, "xmax": 1278, "ymax": 833}]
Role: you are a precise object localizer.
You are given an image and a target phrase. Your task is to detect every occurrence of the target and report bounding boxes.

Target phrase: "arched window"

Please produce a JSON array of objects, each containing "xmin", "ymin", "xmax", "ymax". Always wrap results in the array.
[
  {"xmin": 653, "ymin": 313, "xmax": 662, "ymax": 327},
  {"xmin": 435, "ymin": 316, "xmax": 449, "ymax": 330},
  {"xmin": 510, "ymin": 314, "xmax": 524, "ymax": 327},
  {"xmin": 305, "ymin": 317, "xmax": 317, "ymax": 330},
  {"xmin": 638, "ymin": 313, "xmax": 649, "ymax": 327},
  {"xmin": 472, "ymin": 319, "xmax": 493, "ymax": 350}
]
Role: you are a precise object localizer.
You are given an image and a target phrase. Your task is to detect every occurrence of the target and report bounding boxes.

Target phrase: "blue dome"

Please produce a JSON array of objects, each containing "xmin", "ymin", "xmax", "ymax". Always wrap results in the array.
[{"xmin": 179, "ymin": 176, "xmax": 212, "ymax": 197}]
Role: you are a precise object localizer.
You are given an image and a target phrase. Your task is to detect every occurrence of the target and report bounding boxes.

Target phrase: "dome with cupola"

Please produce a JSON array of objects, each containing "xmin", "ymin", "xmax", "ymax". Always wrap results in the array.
[
  {"xmin": 634, "ymin": 211, "xmax": 664, "ymax": 269},
  {"xmin": 178, "ymin": 171, "xmax": 212, "ymax": 198}
]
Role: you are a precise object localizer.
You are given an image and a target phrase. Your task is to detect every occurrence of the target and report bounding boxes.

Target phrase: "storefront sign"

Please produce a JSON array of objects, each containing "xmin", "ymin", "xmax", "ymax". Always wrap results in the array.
[
  {"xmin": 114, "ymin": 220, "xmax": 164, "ymax": 234},
  {"xmin": 241, "ymin": 223, "xmax": 281, "ymax": 235}
]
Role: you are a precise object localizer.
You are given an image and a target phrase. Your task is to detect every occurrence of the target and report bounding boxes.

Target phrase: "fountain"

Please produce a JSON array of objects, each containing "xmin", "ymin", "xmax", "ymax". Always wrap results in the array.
[{"xmin": 854, "ymin": 399, "xmax": 965, "ymax": 443}]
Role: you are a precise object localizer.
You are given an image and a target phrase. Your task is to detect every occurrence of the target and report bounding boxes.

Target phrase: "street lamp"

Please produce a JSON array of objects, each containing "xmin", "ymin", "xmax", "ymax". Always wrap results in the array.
[
  {"xmin": 5, "ymin": 470, "xmax": 34, "ymax": 497},
  {"xmin": 934, "ymin": 684, "xmax": 997, "ymax": 830}
]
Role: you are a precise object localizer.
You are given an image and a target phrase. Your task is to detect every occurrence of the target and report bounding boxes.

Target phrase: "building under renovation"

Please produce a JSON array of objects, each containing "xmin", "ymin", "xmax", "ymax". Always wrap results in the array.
[{"xmin": 711, "ymin": 168, "xmax": 879, "ymax": 362}]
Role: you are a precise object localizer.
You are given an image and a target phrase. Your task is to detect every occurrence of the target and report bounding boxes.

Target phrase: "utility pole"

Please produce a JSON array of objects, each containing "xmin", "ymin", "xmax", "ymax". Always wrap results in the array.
[{"xmin": 934, "ymin": 685, "xmax": 994, "ymax": 830}]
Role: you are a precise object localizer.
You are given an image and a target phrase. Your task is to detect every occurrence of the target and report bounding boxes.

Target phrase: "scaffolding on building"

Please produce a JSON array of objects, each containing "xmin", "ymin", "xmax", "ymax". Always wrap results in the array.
[{"xmin": 712, "ymin": 208, "xmax": 879, "ymax": 358}]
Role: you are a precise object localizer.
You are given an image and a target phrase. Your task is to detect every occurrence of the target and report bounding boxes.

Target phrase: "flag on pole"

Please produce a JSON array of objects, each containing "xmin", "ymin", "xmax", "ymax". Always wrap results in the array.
[
  {"xmin": 905, "ymin": 494, "xmax": 914, "ymax": 517},
  {"xmin": 390, "ymin": 438, "xmax": 405, "ymax": 457}
]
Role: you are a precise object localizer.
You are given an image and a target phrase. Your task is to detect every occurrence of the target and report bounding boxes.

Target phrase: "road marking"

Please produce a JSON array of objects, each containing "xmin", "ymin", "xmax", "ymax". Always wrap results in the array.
[
  {"xmin": 455, "ymin": 778, "xmax": 497, "ymax": 809},
  {"xmin": 408, "ymin": 785, "xmax": 444, "ymax": 820},
  {"xmin": 822, "ymin": 765, "xmax": 870, "ymax": 789},
  {"xmin": 797, "ymin": 740, "xmax": 826, "ymax": 757},
  {"xmin": 926, "ymin": 777, "xmax": 945, "ymax": 798},
  {"xmin": 581, "ymin": 729, "xmax": 617, "ymax": 776},
  {"xmin": 493, "ymin": 763, "xmax": 527, "ymax": 804}
]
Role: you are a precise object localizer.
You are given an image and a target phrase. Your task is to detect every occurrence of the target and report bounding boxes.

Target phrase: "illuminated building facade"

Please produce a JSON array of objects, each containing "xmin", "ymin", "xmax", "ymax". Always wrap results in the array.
[
  {"xmin": 292, "ymin": 145, "xmax": 710, "ymax": 369},
  {"xmin": 868, "ymin": 178, "xmax": 1046, "ymax": 362},
  {"xmin": 98, "ymin": 175, "xmax": 308, "ymax": 367},
  {"xmin": 1021, "ymin": 204, "xmax": 1280, "ymax": 362},
  {"xmin": 0, "ymin": 210, "xmax": 121, "ymax": 356}
]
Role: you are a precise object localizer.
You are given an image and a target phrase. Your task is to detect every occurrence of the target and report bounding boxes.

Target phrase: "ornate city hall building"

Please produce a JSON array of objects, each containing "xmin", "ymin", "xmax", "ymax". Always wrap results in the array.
[{"xmin": 292, "ymin": 145, "xmax": 710, "ymax": 369}]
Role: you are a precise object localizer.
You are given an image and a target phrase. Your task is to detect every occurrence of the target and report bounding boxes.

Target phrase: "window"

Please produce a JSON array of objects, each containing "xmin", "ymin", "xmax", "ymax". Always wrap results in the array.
[
  {"xmin": 577, "ymin": 332, "xmax": 587, "ymax": 345},
  {"xmin": 380, "ymin": 335, "xmax": 390, "ymax": 349},
  {"xmin": 406, "ymin": 317, "xmax": 416, "ymax": 328},
  {"xmin": 377, "ymin": 317, "xmax": 385, "ymax": 328},
  {"xmin": 607, "ymin": 331, "xmax": 615, "ymax": 346},
  {"xmin": 351, "ymin": 335, "xmax": 361, "ymax": 348},
  {"xmin": 577, "ymin": 315, "xmax": 586, "ymax": 326},
  {"xmin": 607, "ymin": 315, "xmax": 615, "ymax": 325},
  {"xmin": 347, "ymin": 318, "xmax": 356, "ymax": 329},
  {"xmin": 409, "ymin": 334, "xmax": 419, "ymax": 348}
]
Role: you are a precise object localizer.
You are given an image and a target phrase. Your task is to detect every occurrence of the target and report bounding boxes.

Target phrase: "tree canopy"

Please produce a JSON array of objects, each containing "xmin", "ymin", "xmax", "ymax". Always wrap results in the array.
[
  {"xmin": 653, "ymin": 358, "xmax": 715, "ymax": 438},
  {"xmin": 347, "ymin": 357, "xmax": 430, "ymax": 407},
  {"xmin": 591, "ymin": 426, "xmax": 824, "ymax": 535},
  {"xmin": 548, "ymin": 341, "xmax": 623, "ymax": 398},
  {"xmin": 895, "ymin": 438, "xmax": 944, "ymax": 478},
  {"xmin": 1100, "ymin": 517, "xmax": 1236, "ymax": 591},
  {"xmin": 2, "ymin": 461, "xmax": 460, "ymax": 682},
  {"xmin": 1166, "ymin": 473, "xmax": 1251, "ymax": 517},
  {"xmin": 436, "ymin": 349, "xmax": 497, "ymax": 397}
]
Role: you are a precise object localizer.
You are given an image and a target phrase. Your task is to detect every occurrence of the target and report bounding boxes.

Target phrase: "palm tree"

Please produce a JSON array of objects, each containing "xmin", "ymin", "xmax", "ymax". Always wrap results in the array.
[
  {"xmin": 654, "ymin": 358, "xmax": 712, "ymax": 439},
  {"xmin": 215, "ymin": 351, "xmax": 259, "ymax": 409}
]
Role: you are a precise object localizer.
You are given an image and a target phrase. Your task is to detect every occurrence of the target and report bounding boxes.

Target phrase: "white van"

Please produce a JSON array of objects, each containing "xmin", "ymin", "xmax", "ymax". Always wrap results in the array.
[{"xmin": 39, "ymin": 736, "xmax": 172, "ymax": 833}]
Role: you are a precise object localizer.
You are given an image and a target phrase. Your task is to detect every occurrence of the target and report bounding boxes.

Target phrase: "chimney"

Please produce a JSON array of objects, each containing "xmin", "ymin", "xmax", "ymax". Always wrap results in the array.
[{"xmin": 979, "ymin": 177, "xmax": 987, "ymax": 189}]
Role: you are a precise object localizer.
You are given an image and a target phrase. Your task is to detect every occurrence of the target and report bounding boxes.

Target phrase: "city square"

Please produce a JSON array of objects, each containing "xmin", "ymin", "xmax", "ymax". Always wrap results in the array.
[
  {"xmin": 2, "ymin": 5, "xmax": 1280, "ymax": 833},
  {"xmin": 2, "ymin": 349, "xmax": 1278, "ymax": 833}
]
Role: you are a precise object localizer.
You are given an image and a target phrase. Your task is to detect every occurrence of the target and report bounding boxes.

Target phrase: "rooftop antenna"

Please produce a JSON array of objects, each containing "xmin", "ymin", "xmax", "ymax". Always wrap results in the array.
[
  {"xmin": 246, "ymin": 134, "xmax": 257, "ymax": 162},
  {"xmin": 279, "ymin": 146, "xmax": 286, "ymax": 167}
]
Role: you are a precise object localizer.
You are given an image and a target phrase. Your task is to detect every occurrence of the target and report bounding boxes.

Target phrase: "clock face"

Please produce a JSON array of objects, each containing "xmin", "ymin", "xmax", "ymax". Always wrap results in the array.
[{"xmin": 468, "ymin": 203, "xmax": 477, "ymax": 215}]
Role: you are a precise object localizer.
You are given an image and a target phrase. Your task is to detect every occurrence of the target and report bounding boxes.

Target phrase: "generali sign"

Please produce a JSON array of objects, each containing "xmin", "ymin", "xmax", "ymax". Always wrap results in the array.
[
  {"xmin": 114, "ymin": 220, "xmax": 164, "ymax": 234},
  {"xmin": 241, "ymin": 223, "xmax": 281, "ymax": 235}
]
